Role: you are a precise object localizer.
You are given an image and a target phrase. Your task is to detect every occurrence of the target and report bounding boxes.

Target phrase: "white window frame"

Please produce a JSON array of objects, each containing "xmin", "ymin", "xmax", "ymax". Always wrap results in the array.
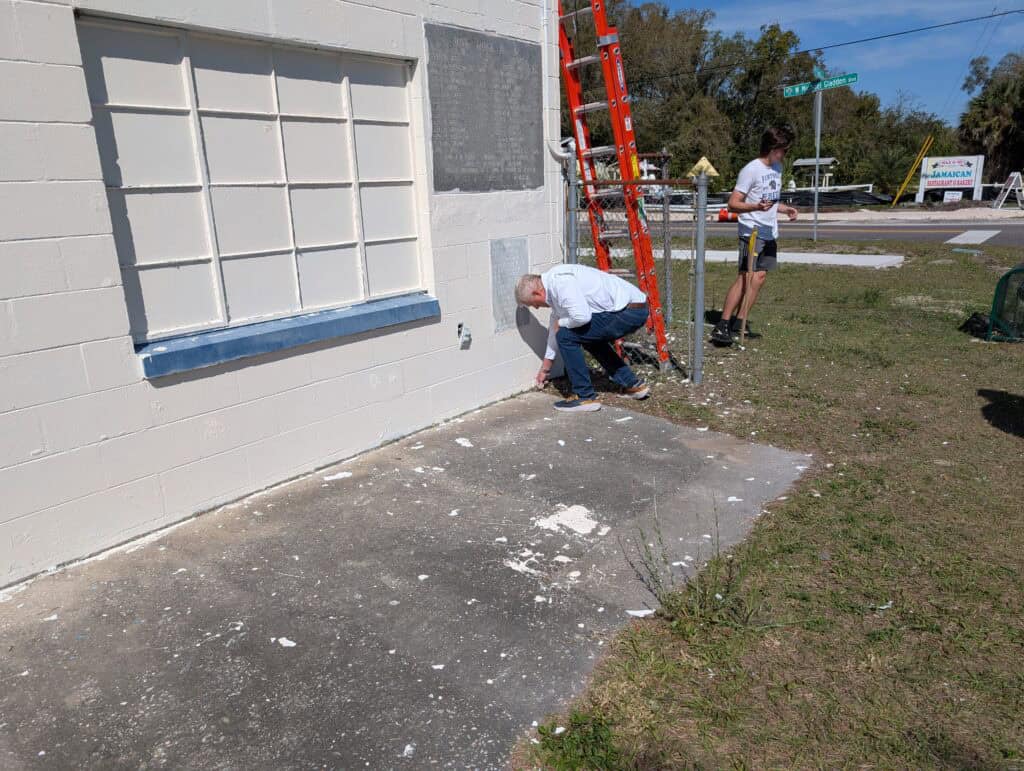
[{"xmin": 80, "ymin": 17, "xmax": 423, "ymax": 343}]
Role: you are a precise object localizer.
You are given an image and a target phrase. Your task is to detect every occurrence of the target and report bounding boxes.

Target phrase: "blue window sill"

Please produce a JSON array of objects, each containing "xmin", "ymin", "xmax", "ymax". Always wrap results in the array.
[{"xmin": 137, "ymin": 293, "xmax": 440, "ymax": 379}]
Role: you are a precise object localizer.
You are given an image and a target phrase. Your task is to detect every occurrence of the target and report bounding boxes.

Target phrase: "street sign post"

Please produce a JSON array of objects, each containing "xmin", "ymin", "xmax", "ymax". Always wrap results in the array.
[{"xmin": 783, "ymin": 72, "xmax": 858, "ymax": 242}]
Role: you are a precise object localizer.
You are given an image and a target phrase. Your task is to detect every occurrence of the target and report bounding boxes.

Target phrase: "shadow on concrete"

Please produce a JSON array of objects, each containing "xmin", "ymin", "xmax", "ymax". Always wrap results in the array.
[{"xmin": 978, "ymin": 388, "xmax": 1024, "ymax": 438}]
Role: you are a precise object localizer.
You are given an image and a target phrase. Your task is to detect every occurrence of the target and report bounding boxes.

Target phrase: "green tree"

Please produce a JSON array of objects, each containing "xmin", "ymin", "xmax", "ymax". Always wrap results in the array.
[
  {"xmin": 556, "ymin": 0, "xmax": 965, "ymax": 195},
  {"xmin": 959, "ymin": 52, "xmax": 1024, "ymax": 181}
]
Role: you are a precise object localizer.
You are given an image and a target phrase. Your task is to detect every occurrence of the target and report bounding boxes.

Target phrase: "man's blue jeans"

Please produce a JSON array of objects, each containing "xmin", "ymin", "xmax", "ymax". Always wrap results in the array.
[{"xmin": 555, "ymin": 305, "xmax": 649, "ymax": 400}]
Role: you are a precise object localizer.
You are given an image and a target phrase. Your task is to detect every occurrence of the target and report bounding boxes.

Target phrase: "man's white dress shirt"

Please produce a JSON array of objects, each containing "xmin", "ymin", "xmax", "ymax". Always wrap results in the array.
[{"xmin": 540, "ymin": 264, "xmax": 647, "ymax": 360}]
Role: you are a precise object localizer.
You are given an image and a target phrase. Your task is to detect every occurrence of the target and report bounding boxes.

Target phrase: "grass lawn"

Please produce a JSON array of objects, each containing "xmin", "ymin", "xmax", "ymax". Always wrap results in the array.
[{"xmin": 516, "ymin": 239, "xmax": 1024, "ymax": 768}]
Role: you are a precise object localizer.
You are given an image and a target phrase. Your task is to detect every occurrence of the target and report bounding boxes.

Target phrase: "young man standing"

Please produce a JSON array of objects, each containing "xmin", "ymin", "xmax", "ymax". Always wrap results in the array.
[
  {"xmin": 710, "ymin": 126, "xmax": 799, "ymax": 346},
  {"xmin": 515, "ymin": 264, "xmax": 651, "ymax": 412}
]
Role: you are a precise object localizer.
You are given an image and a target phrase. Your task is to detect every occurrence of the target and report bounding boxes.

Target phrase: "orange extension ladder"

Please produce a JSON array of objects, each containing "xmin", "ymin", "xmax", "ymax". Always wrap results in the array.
[{"xmin": 558, "ymin": 0, "xmax": 672, "ymax": 369}]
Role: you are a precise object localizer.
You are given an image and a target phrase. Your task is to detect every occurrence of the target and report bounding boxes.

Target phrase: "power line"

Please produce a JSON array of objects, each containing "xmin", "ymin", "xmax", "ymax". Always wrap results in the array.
[
  {"xmin": 607, "ymin": 7, "xmax": 1024, "ymax": 89},
  {"xmin": 937, "ymin": 5, "xmax": 1001, "ymax": 120}
]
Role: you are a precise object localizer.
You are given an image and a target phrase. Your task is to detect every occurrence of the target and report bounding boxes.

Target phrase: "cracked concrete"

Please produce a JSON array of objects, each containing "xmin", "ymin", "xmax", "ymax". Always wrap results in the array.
[{"xmin": 0, "ymin": 391, "xmax": 804, "ymax": 769}]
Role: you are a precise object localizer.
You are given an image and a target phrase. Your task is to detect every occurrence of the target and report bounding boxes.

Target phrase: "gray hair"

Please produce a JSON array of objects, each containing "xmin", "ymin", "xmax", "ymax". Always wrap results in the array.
[{"xmin": 514, "ymin": 274, "xmax": 542, "ymax": 305}]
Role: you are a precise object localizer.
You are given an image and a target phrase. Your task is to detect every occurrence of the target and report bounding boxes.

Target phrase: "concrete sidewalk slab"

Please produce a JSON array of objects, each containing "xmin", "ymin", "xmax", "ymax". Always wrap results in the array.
[{"xmin": 0, "ymin": 392, "xmax": 804, "ymax": 769}]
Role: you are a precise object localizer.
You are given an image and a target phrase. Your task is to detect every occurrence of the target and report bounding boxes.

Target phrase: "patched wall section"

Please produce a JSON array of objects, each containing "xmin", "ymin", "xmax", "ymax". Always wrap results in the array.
[{"xmin": 489, "ymin": 237, "xmax": 529, "ymax": 333}]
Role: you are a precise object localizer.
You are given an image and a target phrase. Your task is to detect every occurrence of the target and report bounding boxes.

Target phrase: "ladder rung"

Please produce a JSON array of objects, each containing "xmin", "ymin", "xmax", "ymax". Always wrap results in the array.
[
  {"xmin": 566, "ymin": 54, "xmax": 601, "ymax": 69},
  {"xmin": 599, "ymin": 229, "xmax": 630, "ymax": 240},
  {"xmin": 608, "ymin": 268, "xmax": 634, "ymax": 277},
  {"xmin": 559, "ymin": 6, "xmax": 594, "ymax": 23},
  {"xmin": 582, "ymin": 145, "xmax": 617, "ymax": 159},
  {"xmin": 588, "ymin": 187, "xmax": 624, "ymax": 200},
  {"xmin": 575, "ymin": 100, "xmax": 609, "ymax": 115}
]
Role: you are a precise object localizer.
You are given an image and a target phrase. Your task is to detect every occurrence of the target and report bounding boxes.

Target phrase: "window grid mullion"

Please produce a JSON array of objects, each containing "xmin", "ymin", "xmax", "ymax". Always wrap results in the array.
[
  {"xmin": 180, "ymin": 31, "xmax": 230, "ymax": 327},
  {"xmin": 341, "ymin": 70, "xmax": 371, "ymax": 303},
  {"xmin": 402, "ymin": 61, "xmax": 423, "ymax": 290},
  {"xmin": 267, "ymin": 49, "xmax": 304, "ymax": 312}
]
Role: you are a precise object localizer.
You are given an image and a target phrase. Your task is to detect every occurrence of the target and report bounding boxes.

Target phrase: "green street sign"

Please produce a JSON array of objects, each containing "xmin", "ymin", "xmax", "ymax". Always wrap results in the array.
[{"xmin": 784, "ymin": 72, "xmax": 858, "ymax": 98}]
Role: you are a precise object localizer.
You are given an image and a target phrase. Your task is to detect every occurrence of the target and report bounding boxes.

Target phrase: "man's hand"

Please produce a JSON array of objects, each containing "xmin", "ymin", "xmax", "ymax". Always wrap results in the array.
[
  {"xmin": 757, "ymin": 199, "xmax": 773, "ymax": 211},
  {"xmin": 535, "ymin": 359, "xmax": 554, "ymax": 388},
  {"xmin": 785, "ymin": 206, "xmax": 799, "ymax": 221}
]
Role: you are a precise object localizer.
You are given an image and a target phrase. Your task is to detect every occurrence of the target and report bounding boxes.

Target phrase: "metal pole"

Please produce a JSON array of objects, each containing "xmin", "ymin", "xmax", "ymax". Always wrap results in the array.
[
  {"xmin": 693, "ymin": 171, "xmax": 707, "ymax": 385},
  {"xmin": 566, "ymin": 139, "xmax": 578, "ymax": 265},
  {"xmin": 661, "ymin": 148, "xmax": 672, "ymax": 324},
  {"xmin": 813, "ymin": 89, "xmax": 822, "ymax": 243}
]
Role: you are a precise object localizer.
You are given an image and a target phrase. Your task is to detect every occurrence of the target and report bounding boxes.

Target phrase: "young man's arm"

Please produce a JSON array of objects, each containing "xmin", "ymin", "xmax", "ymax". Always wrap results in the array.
[
  {"xmin": 728, "ymin": 190, "xmax": 773, "ymax": 213},
  {"xmin": 778, "ymin": 203, "xmax": 799, "ymax": 221},
  {"xmin": 728, "ymin": 165, "xmax": 771, "ymax": 214}
]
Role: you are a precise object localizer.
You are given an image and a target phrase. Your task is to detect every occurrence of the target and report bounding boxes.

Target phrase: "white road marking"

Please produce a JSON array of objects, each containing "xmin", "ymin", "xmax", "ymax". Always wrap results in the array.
[{"xmin": 945, "ymin": 230, "xmax": 1000, "ymax": 244}]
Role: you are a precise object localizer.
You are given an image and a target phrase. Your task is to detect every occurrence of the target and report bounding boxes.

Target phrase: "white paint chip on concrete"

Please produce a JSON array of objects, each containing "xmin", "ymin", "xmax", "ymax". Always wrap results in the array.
[
  {"xmin": 945, "ymin": 230, "xmax": 999, "ymax": 245},
  {"xmin": 535, "ymin": 505, "xmax": 600, "ymax": 536},
  {"xmin": 455, "ymin": 438, "xmax": 474, "ymax": 448},
  {"xmin": 503, "ymin": 558, "xmax": 542, "ymax": 576},
  {"xmin": 277, "ymin": 637, "xmax": 296, "ymax": 647},
  {"xmin": 324, "ymin": 472, "xmax": 353, "ymax": 481},
  {"xmin": 626, "ymin": 609, "xmax": 655, "ymax": 618}
]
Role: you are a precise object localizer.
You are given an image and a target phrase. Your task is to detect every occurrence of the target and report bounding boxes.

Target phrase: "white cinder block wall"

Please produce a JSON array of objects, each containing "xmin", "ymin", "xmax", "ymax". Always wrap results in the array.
[{"xmin": 0, "ymin": 0, "xmax": 563, "ymax": 586}]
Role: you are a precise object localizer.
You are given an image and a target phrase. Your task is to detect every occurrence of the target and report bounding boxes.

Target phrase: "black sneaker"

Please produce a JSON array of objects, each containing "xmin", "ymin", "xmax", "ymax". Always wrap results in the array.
[
  {"xmin": 710, "ymin": 319, "xmax": 733, "ymax": 346},
  {"xmin": 729, "ymin": 318, "xmax": 762, "ymax": 339}
]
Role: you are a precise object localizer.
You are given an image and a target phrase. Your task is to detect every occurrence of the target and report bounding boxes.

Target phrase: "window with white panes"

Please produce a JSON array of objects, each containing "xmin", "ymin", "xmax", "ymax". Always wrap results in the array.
[{"xmin": 78, "ymin": 18, "xmax": 422, "ymax": 343}]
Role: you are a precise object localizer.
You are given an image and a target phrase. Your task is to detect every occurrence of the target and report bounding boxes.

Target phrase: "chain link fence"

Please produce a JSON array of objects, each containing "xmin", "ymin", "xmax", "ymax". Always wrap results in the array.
[{"xmin": 559, "ymin": 148, "xmax": 711, "ymax": 383}]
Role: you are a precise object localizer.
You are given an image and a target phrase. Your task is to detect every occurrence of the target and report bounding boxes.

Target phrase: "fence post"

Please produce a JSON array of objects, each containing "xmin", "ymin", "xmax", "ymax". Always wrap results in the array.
[
  {"xmin": 661, "ymin": 149, "xmax": 672, "ymax": 324},
  {"xmin": 566, "ymin": 139, "xmax": 579, "ymax": 265},
  {"xmin": 692, "ymin": 171, "xmax": 707, "ymax": 385}
]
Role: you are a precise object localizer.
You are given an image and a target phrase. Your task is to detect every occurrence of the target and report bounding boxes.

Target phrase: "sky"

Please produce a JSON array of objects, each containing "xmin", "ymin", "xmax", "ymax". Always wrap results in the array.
[{"xmin": 665, "ymin": 0, "xmax": 1024, "ymax": 125}]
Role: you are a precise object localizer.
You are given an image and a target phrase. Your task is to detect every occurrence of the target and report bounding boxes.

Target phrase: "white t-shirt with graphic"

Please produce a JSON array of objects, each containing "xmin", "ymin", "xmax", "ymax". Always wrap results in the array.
[{"xmin": 734, "ymin": 159, "xmax": 782, "ymax": 240}]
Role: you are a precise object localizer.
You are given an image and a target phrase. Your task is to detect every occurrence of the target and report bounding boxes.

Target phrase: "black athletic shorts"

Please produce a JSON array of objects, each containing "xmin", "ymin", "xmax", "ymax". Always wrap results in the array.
[{"xmin": 737, "ymin": 236, "xmax": 778, "ymax": 273}]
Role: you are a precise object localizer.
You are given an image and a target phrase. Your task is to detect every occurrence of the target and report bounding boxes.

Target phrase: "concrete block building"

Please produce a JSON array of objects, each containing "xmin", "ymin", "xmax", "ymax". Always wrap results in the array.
[{"xmin": 0, "ymin": 0, "xmax": 563, "ymax": 586}]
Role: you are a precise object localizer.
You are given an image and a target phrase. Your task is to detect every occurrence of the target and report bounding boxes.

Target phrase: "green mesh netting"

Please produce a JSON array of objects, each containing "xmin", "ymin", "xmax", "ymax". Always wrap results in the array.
[{"xmin": 989, "ymin": 263, "xmax": 1024, "ymax": 341}]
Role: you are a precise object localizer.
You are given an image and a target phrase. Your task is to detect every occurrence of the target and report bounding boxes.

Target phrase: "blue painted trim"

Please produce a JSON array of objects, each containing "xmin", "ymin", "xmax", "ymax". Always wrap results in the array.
[{"xmin": 137, "ymin": 293, "xmax": 440, "ymax": 379}]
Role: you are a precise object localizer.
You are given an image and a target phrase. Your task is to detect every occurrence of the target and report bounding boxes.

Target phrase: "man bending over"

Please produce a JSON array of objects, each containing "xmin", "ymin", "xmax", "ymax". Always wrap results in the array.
[
  {"xmin": 516, "ymin": 264, "xmax": 650, "ymax": 413},
  {"xmin": 710, "ymin": 126, "xmax": 799, "ymax": 345}
]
